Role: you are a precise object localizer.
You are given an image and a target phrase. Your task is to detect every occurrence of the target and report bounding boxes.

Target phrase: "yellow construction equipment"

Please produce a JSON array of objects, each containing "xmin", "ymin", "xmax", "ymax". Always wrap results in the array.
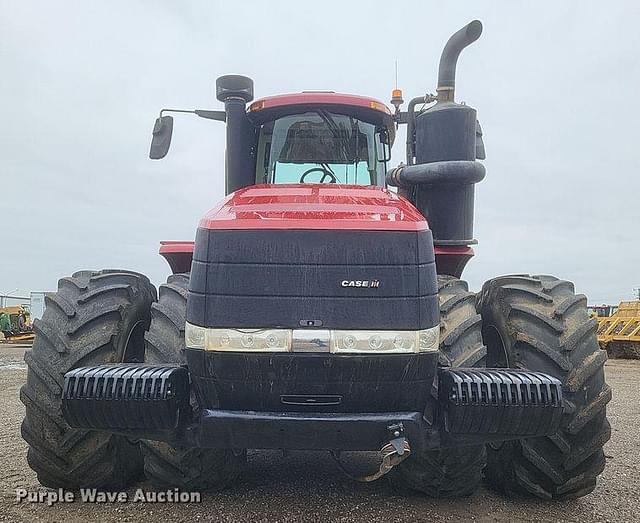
[{"xmin": 593, "ymin": 301, "xmax": 640, "ymax": 359}]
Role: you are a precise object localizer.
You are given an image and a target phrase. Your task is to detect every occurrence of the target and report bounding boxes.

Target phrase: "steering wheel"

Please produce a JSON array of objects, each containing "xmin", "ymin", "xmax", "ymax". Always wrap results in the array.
[{"xmin": 299, "ymin": 167, "xmax": 337, "ymax": 184}]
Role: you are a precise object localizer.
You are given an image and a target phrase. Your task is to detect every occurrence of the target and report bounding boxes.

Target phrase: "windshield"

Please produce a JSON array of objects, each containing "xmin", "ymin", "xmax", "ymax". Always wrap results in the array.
[{"xmin": 255, "ymin": 111, "xmax": 389, "ymax": 185}]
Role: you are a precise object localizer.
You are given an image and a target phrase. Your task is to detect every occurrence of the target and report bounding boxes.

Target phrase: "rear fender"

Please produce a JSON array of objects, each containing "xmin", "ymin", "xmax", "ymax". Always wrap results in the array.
[
  {"xmin": 434, "ymin": 246, "xmax": 474, "ymax": 278},
  {"xmin": 159, "ymin": 241, "xmax": 194, "ymax": 274}
]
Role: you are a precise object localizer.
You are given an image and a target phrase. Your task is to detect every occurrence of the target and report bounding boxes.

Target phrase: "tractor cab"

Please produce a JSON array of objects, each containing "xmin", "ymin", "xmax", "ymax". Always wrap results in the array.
[
  {"xmin": 248, "ymin": 93, "xmax": 394, "ymax": 186},
  {"xmin": 149, "ymin": 20, "xmax": 490, "ymax": 288},
  {"xmin": 149, "ymin": 82, "xmax": 395, "ymax": 193}
]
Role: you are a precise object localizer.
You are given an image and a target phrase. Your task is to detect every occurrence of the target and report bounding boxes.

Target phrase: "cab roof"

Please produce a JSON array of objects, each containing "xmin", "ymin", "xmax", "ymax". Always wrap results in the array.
[
  {"xmin": 250, "ymin": 92, "xmax": 391, "ymax": 114},
  {"xmin": 248, "ymin": 92, "xmax": 395, "ymax": 143}
]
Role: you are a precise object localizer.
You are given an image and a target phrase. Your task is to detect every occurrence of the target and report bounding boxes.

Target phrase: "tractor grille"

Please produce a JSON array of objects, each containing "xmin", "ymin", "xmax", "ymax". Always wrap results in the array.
[{"xmin": 187, "ymin": 228, "xmax": 439, "ymax": 331}]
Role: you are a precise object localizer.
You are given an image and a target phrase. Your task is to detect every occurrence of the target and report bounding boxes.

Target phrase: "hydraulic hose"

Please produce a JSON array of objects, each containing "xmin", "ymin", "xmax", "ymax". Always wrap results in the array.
[
  {"xmin": 405, "ymin": 95, "xmax": 436, "ymax": 165},
  {"xmin": 386, "ymin": 161, "xmax": 485, "ymax": 187}
]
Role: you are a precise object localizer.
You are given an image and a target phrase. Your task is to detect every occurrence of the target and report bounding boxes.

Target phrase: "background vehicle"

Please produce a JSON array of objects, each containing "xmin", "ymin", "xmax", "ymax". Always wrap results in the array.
[
  {"xmin": 21, "ymin": 21, "xmax": 610, "ymax": 499},
  {"xmin": 0, "ymin": 304, "xmax": 34, "ymax": 343},
  {"xmin": 594, "ymin": 300, "xmax": 640, "ymax": 358},
  {"xmin": 589, "ymin": 304, "xmax": 618, "ymax": 318}
]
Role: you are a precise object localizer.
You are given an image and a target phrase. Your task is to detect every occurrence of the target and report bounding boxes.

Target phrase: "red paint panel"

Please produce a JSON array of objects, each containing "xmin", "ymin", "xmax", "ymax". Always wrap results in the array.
[
  {"xmin": 159, "ymin": 241, "xmax": 194, "ymax": 253},
  {"xmin": 199, "ymin": 184, "xmax": 428, "ymax": 232},
  {"xmin": 434, "ymin": 246, "xmax": 474, "ymax": 256},
  {"xmin": 159, "ymin": 242, "xmax": 194, "ymax": 274},
  {"xmin": 434, "ymin": 246, "xmax": 475, "ymax": 278}
]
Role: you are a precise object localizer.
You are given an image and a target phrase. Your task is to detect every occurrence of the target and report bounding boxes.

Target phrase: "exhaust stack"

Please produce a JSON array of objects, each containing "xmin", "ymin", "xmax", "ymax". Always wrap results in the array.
[
  {"xmin": 436, "ymin": 20, "xmax": 483, "ymax": 102},
  {"xmin": 387, "ymin": 21, "xmax": 485, "ymax": 275}
]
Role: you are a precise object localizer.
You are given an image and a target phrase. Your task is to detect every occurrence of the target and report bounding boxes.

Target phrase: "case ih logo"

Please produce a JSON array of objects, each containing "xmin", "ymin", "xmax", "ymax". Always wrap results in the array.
[{"xmin": 341, "ymin": 280, "xmax": 380, "ymax": 288}]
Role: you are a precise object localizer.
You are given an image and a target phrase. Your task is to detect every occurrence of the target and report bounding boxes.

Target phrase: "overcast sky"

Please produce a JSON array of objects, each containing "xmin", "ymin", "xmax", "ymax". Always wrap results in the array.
[{"xmin": 2, "ymin": 1, "xmax": 639, "ymax": 304}]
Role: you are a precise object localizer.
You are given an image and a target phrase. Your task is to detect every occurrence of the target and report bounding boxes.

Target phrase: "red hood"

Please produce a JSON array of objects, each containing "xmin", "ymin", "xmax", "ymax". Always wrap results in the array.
[{"xmin": 199, "ymin": 184, "xmax": 428, "ymax": 231}]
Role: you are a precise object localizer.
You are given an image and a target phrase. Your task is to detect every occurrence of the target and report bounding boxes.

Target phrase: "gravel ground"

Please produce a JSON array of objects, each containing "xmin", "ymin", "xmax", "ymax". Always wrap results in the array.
[{"xmin": 0, "ymin": 344, "xmax": 637, "ymax": 523}]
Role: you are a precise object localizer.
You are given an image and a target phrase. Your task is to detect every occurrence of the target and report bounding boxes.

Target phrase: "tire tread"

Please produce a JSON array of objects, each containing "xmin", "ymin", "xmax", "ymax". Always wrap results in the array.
[
  {"xmin": 20, "ymin": 269, "xmax": 155, "ymax": 489},
  {"xmin": 388, "ymin": 275, "xmax": 486, "ymax": 498}
]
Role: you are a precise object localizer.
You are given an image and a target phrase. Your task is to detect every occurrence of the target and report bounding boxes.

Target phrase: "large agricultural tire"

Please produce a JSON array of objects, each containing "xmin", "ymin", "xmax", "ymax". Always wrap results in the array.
[
  {"xmin": 140, "ymin": 273, "xmax": 246, "ymax": 491},
  {"xmin": 20, "ymin": 269, "xmax": 157, "ymax": 489},
  {"xmin": 477, "ymin": 274, "xmax": 611, "ymax": 499},
  {"xmin": 387, "ymin": 276, "xmax": 487, "ymax": 497}
]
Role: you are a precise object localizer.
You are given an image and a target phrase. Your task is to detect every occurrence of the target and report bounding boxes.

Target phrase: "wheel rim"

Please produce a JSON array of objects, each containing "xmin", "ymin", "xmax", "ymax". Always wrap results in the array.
[
  {"xmin": 483, "ymin": 325, "xmax": 510, "ymax": 368},
  {"xmin": 121, "ymin": 320, "xmax": 146, "ymax": 363},
  {"xmin": 483, "ymin": 324, "xmax": 510, "ymax": 451}
]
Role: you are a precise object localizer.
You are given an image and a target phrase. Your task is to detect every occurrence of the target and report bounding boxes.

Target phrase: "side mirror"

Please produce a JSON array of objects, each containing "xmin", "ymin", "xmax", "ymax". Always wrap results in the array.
[
  {"xmin": 149, "ymin": 115, "xmax": 174, "ymax": 159},
  {"xmin": 376, "ymin": 129, "xmax": 391, "ymax": 163}
]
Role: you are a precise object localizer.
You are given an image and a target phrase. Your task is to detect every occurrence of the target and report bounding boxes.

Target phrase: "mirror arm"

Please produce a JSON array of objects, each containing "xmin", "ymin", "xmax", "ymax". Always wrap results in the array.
[
  {"xmin": 159, "ymin": 108, "xmax": 226, "ymax": 122},
  {"xmin": 195, "ymin": 110, "xmax": 226, "ymax": 122},
  {"xmin": 393, "ymin": 111, "xmax": 410, "ymax": 125}
]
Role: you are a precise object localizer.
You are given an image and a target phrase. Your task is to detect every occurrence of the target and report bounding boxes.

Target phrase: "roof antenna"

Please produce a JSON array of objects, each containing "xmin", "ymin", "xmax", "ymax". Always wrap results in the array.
[
  {"xmin": 395, "ymin": 60, "xmax": 398, "ymax": 90},
  {"xmin": 390, "ymin": 60, "xmax": 404, "ymax": 116}
]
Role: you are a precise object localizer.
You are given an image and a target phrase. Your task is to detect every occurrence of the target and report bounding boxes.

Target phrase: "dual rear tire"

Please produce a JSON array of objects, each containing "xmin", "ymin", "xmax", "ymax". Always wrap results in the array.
[
  {"xmin": 20, "ymin": 270, "xmax": 156, "ymax": 489},
  {"xmin": 20, "ymin": 270, "xmax": 243, "ymax": 492},
  {"xmin": 388, "ymin": 274, "xmax": 611, "ymax": 500},
  {"xmin": 140, "ymin": 273, "xmax": 246, "ymax": 491},
  {"xmin": 477, "ymin": 275, "xmax": 611, "ymax": 499}
]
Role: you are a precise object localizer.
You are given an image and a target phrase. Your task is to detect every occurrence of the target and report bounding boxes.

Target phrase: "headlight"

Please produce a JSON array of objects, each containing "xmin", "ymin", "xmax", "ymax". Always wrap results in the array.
[
  {"xmin": 185, "ymin": 323, "xmax": 290, "ymax": 352},
  {"xmin": 185, "ymin": 323, "xmax": 439, "ymax": 354},
  {"xmin": 185, "ymin": 322, "xmax": 206, "ymax": 349},
  {"xmin": 331, "ymin": 326, "xmax": 439, "ymax": 354}
]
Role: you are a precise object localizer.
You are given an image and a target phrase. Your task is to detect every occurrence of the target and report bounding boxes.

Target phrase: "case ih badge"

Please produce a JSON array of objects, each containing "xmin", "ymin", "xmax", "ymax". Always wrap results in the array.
[{"xmin": 341, "ymin": 280, "xmax": 380, "ymax": 288}]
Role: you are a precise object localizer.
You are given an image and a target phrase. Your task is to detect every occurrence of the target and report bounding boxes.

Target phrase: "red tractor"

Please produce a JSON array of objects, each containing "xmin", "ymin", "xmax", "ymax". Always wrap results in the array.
[{"xmin": 21, "ymin": 21, "xmax": 610, "ymax": 499}]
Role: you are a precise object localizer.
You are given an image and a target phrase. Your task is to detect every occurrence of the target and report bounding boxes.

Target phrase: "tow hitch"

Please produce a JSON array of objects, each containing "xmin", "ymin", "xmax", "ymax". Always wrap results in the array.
[{"xmin": 331, "ymin": 423, "xmax": 411, "ymax": 482}]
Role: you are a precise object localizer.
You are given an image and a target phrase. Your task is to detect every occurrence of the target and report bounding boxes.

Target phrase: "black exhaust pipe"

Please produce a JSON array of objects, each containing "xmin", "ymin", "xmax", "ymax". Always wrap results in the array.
[{"xmin": 436, "ymin": 20, "xmax": 483, "ymax": 102}]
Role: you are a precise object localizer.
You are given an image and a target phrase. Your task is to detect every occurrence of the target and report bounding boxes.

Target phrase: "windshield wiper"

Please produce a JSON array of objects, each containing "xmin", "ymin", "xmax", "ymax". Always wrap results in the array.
[{"xmin": 316, "ymin": 110, "xmax": 351, "ymax": 162}]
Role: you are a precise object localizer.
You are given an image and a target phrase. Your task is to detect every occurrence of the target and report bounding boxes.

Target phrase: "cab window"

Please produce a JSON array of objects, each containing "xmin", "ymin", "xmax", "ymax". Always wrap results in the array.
[{"xmin": 255, "ymin": 111, "xmax": 389, "ymax": 185}]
